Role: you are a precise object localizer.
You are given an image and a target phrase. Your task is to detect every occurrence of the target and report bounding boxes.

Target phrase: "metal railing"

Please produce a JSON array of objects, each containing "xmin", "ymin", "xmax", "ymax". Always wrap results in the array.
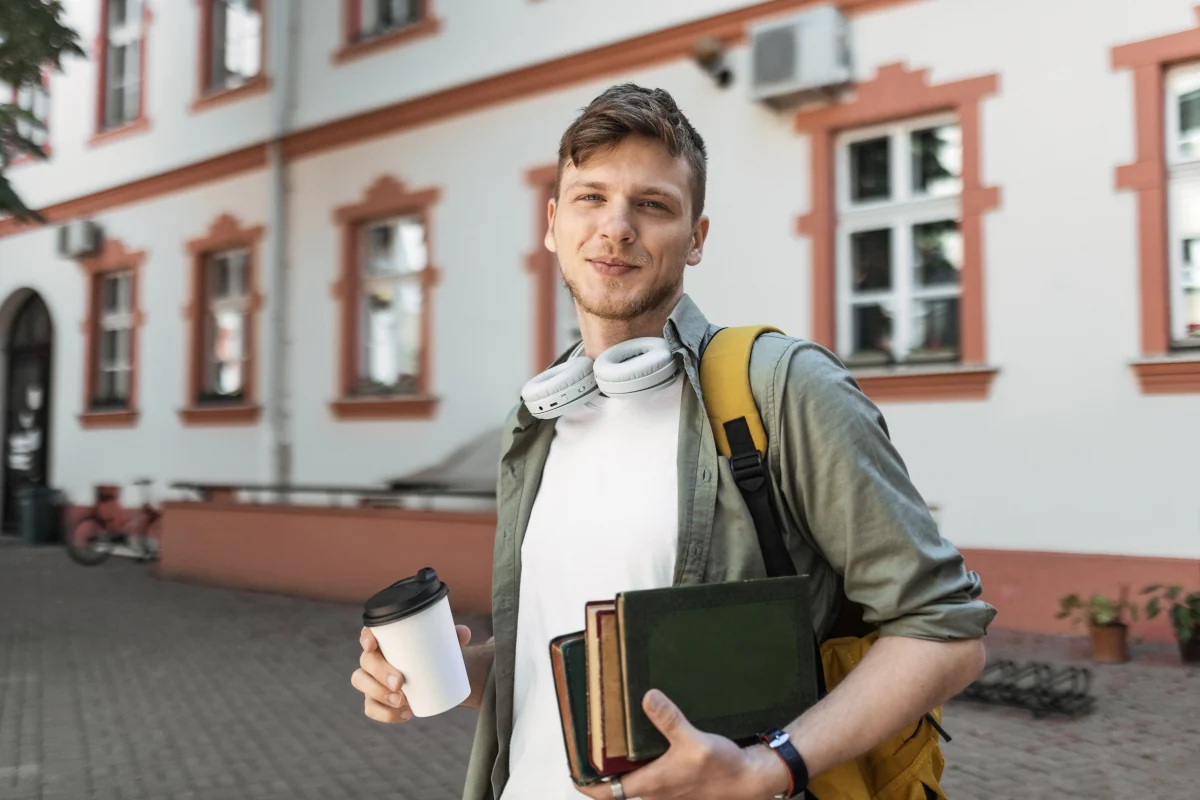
[{"xmin": 168, "ymin": 481, "xmax": 496, "ymax": 508}]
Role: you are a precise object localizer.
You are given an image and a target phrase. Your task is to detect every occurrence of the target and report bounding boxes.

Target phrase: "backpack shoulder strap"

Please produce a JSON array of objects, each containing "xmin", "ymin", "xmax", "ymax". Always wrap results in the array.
[{"xmin": 699, "ymin": 325, "xmax": 796, "ymax": 580}]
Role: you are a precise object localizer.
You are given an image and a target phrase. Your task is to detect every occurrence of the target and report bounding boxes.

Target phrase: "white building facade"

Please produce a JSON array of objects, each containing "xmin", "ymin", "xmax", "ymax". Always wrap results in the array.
[{"xmin": 1, "ymin": 0, "xmax": 1198, "ymax": 625}]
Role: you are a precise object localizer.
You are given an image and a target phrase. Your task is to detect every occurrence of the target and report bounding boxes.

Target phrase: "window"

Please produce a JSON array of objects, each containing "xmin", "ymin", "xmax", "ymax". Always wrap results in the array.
[
  {"xmin": 836, "ymin": 116, "xmax": 964, "ymax": 366},
  {"xmin": 358, "ymin": 0, "xmax": 419, "ymax": 40},
  {"xmin": 358, "ymin": 216, "xmax": 427, "ymax": 395},
  {"xmin": 94, "ymin": 271, "xmax": 135, "ymax": 409},
  {"xmin": 335, "ymin": 0, "xmax": 440, "ymax": 64},
  {"xmin": 795, "ymin": 63, "xmax": 999, "ymax": 402},
  {"xmin": 102, "ymin": 0, "xmax": 144, "ymax": 130},
  {"xmin": 77, "ymin": 238, "xmax": 145, "ymax": 427},
  {"xmin": 182, "ymin": 215, "xmax": 263, "ymax": 425},
  {"xmin": 208, "ymin": 0, "xmax": 263, "ymax": 93},
  {"xmin": 1164, "ymin": 64, "xmax": 1200, "ymax": 347},
  {"xmin": 14, "ymin": 77, "xmax": 50, "ymax": 152},
  {"xmin": 203, "ymin": 249, "xmax": 250, "ymax": 399},
  {"xmin": 331, "ymin": 176, "xmax": 440, "ymax": 420}
]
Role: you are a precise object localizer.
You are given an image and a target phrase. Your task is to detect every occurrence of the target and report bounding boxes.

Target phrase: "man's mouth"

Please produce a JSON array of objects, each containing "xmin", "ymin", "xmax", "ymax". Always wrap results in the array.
[{"xmin": 588, "ymin": 258, "xmax": 638, "ymax": 277}]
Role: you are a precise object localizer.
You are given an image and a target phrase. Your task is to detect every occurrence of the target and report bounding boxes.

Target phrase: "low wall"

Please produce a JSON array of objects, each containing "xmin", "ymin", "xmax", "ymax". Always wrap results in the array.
[
  {"xmin": 962, "ymin": 548, "xmax": 1198, "ymax": 644},
  {"xmin": 158, "ymin": 501, "xmax": 497, "ymax": 615},
  {"xmin": 156, "ymin": 500, "xmax": 1197, "ymax": 645}
]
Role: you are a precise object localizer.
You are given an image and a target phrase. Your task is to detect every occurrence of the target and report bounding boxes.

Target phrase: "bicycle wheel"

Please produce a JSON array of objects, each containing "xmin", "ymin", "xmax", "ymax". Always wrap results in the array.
[{"xmin": 66, "ymin": 515, "xmax": 116, "ymax": 566}]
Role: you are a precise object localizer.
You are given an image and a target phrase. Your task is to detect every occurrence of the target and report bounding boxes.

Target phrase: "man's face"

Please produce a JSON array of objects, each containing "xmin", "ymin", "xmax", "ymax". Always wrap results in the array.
[{"xmin": 545, "ymin": 135, "xmax": 708, "ymax": 322}]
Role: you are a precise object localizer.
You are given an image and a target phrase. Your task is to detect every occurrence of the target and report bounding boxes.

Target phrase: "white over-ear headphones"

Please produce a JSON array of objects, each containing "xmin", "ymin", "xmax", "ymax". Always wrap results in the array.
[{"xmin": 520, "ymin": 337, "xmax": 680, "ymax": 420}]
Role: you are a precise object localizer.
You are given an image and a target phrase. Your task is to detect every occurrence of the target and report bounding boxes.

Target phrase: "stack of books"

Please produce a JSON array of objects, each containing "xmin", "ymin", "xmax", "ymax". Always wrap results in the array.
[{"xmin": 549, "ymin": 575, "xmax": 822, "ymax": 787}]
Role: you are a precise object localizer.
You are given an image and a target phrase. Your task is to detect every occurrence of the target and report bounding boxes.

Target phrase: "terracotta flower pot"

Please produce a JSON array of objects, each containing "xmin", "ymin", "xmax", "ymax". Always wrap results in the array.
[
  {"xmin": 1179, "ymin": 630, "xmax": 1200, "ymax": 665},
  {"xmin": 1089, "ymin": 623, "xmax": 1129, "ymax": 664}
]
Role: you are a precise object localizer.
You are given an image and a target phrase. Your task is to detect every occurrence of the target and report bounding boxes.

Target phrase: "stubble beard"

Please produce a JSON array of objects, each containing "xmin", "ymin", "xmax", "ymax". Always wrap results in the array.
[{"xmin": 562, "ymin": 267, "xmax": 683, "ymax": 322}]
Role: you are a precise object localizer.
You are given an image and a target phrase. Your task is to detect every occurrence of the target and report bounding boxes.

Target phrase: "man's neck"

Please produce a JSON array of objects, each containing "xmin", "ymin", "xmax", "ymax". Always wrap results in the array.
[{"xmin": 576, "ymin": 292, "xmax": 681, "ymax": 358}]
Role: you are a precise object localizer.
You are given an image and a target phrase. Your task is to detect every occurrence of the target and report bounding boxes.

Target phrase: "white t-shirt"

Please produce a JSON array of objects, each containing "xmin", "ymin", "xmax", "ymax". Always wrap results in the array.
[{"xmin": 500, "ymin": 372, "xmax": 684, "ymax": 800}]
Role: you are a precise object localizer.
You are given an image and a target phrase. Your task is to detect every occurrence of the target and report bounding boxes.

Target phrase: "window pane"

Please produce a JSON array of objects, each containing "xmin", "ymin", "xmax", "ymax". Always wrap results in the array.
[
  {"xmin": 213, "ymin": 0, "xmax": 262, "ymax": 89},
  {"xmin": 849, "ymin": 137, "xmax": 890, "ymax": 203},
  {"xmin": 363, "ymin": 285, "xmax": 399, "ymax": 388},
  {"xmin": 361, "ymin": 280, "xmax": 421, "ymax": 393},
  {"xmin": 851, "ymin": 303, "xmax": 893, "ymax": 358},
  {"xmin": 207, "ymin": 308, "xmax": 245, "ymax": 395},
  {"xmin": 102, "ymin": 276, "xmax": 121, "ymax": 314},
  {"xmin": 850, "ymin": 229, "xmax": 892, "ymax": 292},
  {"xmin": 111, "ymin": 0, "xmax": 130, "ymax": 28},
  {"xmin": 364, "ymin": 218, "xmax": 427, "ymax": 276},
  {"xmin": 397, "ymin": 280, "xmax": 422, "ymax": 379},
  {"xmin": 106, "ymin": 45, "xmax": 126, "ymax": 126},
  {"xmin": 364, "ymin": 223, "xmax": 395, "ymax": 275},
  {"xmin": 97, "ymin": 369, "xmax": 116, "ymax": 402},
  {"xmin": 911, "ymin": 125, "xmax": 962, "ymax": 196},
  {"xmin": 122, "ymin": 45, "xmax": 140, "ymax": 122},
  {"xmin": 1180, "ymin": 89, "xmax": 1200, "ymax": 160},
  {"xmin": 114, "ymin": 368, "xmax": 131, "ymax": 401},
  {"xmin": 116, "ymin": 328, "xmax": 131, "ymax": 364},
  {"xmin": 913, "ymin": 220, "xmax": 962, "ymax": 287},
  {"xmin": 100, "ymin": 329, "xmax": 119, "ymax": 365},
  {"xmin": 363, "ymin": 0, "xmax": 417, "ymax": 37},
  {"xmin": 911, "ymin": 298, "xmax": 960, "ymax": 354},
  {"xmin": 1182, "ymin": 238, "xmax": 1200, "ymax": 339}
]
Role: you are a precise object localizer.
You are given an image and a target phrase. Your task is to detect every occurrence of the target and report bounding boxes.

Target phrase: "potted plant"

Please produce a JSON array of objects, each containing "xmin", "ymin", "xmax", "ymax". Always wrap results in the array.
[
  {"xmin": 1140, "ymin": 584, "xmax": 1200, "ymax": 665},
  {"xmin": 1056, "ymin": 589, "xmax": 1139, "ymax": 663}
]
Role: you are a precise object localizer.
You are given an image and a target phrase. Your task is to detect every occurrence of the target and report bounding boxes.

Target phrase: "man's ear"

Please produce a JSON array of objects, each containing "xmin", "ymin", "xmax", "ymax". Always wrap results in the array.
[
  {"xmin": 686, "ymin": 215, "xmax": 710, "ymax": 266},
  {"xmin": 543, "ymin": 197, "xmax": 558, "ymax": 253}
]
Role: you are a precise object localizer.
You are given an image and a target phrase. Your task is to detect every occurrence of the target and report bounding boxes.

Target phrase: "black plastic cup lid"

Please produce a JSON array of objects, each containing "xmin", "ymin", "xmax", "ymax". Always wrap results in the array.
[{"xmin": 362, "ymin": 567, "xmax": 450, "ymax": 627}]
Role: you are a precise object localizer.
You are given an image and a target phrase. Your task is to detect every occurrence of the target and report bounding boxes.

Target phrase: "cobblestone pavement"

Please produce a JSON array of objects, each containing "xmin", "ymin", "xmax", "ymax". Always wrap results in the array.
[{"xmin": 1, "ymin": 540, "xmax": 1197, "ymax": 800}]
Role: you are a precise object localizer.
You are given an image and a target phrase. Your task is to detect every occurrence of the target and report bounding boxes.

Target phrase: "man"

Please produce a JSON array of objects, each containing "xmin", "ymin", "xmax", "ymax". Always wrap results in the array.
[{"xmin": 353, "ymin": 83, "xmax": 995, "ymax": 800}]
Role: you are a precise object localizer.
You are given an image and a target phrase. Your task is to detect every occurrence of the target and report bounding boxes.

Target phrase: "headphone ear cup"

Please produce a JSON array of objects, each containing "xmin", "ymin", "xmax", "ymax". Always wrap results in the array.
[
  {"xmin": 593, "ymin": 337, "xmax": 680, "ymax": 396},
  {"xmin": 521, "ymin": 356, "xmax": 597, "ymax": 419}
]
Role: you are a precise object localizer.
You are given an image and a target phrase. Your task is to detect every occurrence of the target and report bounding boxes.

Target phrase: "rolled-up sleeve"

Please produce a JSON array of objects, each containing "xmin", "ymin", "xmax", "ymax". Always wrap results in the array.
[{"xmin": 774, "ymin": 343, "xmax": 996, "ymax": 641}]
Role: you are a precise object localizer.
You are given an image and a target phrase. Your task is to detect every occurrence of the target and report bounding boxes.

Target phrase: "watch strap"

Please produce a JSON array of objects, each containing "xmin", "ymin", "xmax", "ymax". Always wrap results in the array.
[{"xmin": 758, "ymin": 728, "xmax": 809, "ymax": 799}]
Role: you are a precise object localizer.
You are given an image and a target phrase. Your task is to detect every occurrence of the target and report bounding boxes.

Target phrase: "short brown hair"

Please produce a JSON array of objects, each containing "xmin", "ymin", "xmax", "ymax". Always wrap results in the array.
[{"xmin": 555, "ymin": 83, "xmax": 708, "ymax": 220}]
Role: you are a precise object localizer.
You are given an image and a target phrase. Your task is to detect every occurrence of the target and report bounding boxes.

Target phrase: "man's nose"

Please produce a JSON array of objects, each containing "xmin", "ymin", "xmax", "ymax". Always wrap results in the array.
[{"xmin": 597, "ymin": 202, "xmax": 636, "ymax": 244}]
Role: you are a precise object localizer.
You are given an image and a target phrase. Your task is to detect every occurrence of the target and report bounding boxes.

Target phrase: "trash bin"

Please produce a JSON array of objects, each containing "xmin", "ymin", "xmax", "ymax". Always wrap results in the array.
[{"xmin": 17, "ymin": 486, "xmax": 64, "ymax": 545}]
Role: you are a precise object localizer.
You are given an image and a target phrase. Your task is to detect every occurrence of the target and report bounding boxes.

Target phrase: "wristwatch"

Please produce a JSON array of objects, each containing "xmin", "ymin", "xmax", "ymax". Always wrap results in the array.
[{"xmin": 758, "ymin": 728, "xmax": 809, "ymax": 799}]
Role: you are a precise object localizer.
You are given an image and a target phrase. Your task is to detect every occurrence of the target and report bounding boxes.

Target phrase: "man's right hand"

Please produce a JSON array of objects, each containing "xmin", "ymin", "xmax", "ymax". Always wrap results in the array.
[{"xmin": 352, "ymin": 624, "xmax": 472, "ymax": 723}]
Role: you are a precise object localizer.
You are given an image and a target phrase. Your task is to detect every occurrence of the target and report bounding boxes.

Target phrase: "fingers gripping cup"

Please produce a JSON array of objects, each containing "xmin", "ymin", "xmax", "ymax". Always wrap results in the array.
[{"xmin": 362, "ymin": 568, "xmax": 471, "ymax": 717}]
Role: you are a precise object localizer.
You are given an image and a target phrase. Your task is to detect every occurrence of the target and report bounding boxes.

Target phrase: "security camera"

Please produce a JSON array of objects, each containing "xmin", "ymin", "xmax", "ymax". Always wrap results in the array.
[{"xmin": 690, "ymin": 36, "xmax": 733, "ymax": 88}]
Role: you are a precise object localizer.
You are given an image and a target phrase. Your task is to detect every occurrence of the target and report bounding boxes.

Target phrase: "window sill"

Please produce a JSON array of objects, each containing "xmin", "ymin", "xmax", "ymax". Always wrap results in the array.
[
  {"xmin": 851, "ymin": 365, "xmax": 998, "ymax": 403},
  {"xmin": 1130, "ymin": 356, "xmax": 1200, "ymax": 394},
  {"xmin": 329, "ymin": 394, "xmax": 439, "ymax": 420},
  {"xmin": 190, "ymin": 75, "xmax": 270, "ymax": 113},
  {"xmin": 7, "ymin": 147, "xmax": 51, "ymax": 169},
  {"xmin": 178, "ymin": 404, "xmax": 262, "ymax": 426},
  {"xmin": 79, "ymin": 408, "xmax": 140, "ymax": 429},
  {"xmin": 332, "ymin": 17, "xmax": 443, "ymax": 65},
  {"xmin": 88, "ymin": 117, "xmax": 152, "ymax": 148}
]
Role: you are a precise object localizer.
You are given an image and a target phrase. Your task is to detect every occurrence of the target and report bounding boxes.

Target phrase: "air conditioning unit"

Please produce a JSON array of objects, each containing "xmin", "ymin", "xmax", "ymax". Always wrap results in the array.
[
  {"xmin": 749, "ymin": 4, "xmax": 853, "ymax": 108},
  {"xmin": 56, "ymin": 219, "xmax": 103, "ymax": 259}
]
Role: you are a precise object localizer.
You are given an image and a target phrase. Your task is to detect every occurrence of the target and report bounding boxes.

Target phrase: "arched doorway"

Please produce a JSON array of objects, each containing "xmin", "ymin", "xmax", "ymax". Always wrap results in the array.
[{"xmin": 2, "ymin": 293, "xmax": 53, "ymax": 532}]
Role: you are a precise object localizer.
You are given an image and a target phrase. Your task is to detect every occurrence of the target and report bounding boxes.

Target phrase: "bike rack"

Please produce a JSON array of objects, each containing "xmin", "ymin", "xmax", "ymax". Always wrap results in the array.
[{"xmin": 957, "ymin": 659, "xmax": 1095, "ymax": 718}]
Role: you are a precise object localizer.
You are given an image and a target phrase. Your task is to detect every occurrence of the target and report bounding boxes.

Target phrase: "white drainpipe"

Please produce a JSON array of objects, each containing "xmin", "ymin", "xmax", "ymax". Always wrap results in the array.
[{"xmin": 264, "ymin": 0, "xmax": 299, "ymax": 493}]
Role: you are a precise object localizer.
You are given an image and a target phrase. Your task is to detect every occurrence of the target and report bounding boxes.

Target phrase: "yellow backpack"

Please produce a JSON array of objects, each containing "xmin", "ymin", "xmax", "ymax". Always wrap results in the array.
[{"xmin": 699, "ymin": 326, "xmax": 949, "ymax": 800}]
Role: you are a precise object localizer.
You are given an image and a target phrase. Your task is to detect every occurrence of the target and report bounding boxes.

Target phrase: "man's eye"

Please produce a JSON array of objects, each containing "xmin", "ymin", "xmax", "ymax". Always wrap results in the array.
[
  {"xmin": 578, "ymin": 194, "xmax": 602, "ymax": 202},
  {"xmin": 642, "ymin": 201, "xmax": 668, "ymax": 209}
]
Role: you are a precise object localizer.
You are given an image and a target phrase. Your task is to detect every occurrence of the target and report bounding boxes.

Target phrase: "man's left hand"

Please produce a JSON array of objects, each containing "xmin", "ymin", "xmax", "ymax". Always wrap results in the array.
[{"xmin": 578, "ymin": 689, "xmax": 788, "ymax": 800}]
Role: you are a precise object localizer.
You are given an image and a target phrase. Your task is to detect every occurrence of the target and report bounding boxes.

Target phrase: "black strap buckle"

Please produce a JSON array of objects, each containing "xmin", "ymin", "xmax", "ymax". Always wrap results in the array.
[{"xmin": 729, "ymin": 450, "xmax": 765, "ymax": 486}]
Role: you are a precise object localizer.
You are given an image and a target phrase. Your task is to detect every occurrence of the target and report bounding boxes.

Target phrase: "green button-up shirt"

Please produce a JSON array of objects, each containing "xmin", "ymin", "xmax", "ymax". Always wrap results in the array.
[{"xmin": 461, "ymin": 294, "xmax": 995, "ymax": 800}]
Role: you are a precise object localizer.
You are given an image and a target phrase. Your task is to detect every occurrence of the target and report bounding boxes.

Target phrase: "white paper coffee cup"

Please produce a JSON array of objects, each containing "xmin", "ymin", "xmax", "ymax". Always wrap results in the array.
[{"xmin": 362, "ymin": 568, "xmax": 471, "ymax": 717}]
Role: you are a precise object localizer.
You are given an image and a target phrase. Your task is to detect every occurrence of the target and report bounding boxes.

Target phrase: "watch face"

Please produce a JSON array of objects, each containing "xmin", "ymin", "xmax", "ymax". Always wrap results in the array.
[{"xmin": 769, "ymin": 732, "xmax": 790, "ymax": 748}]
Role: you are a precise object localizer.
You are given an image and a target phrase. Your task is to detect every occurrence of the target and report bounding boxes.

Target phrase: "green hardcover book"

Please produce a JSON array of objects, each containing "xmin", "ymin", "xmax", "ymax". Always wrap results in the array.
[
  {"xmin": 548, "ymin": 631, "xmax": 601, "ymax": 786},
  {"xmin": 616, "ymin": 575, "xmax": 821, "ymax": 763}
]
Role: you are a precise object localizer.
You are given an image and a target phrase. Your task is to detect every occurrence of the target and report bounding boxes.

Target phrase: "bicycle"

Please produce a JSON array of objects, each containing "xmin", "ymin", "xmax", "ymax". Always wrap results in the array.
[{"xmin": 66, "ymin": 478, "xmax": 161, "ymax": 566}]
